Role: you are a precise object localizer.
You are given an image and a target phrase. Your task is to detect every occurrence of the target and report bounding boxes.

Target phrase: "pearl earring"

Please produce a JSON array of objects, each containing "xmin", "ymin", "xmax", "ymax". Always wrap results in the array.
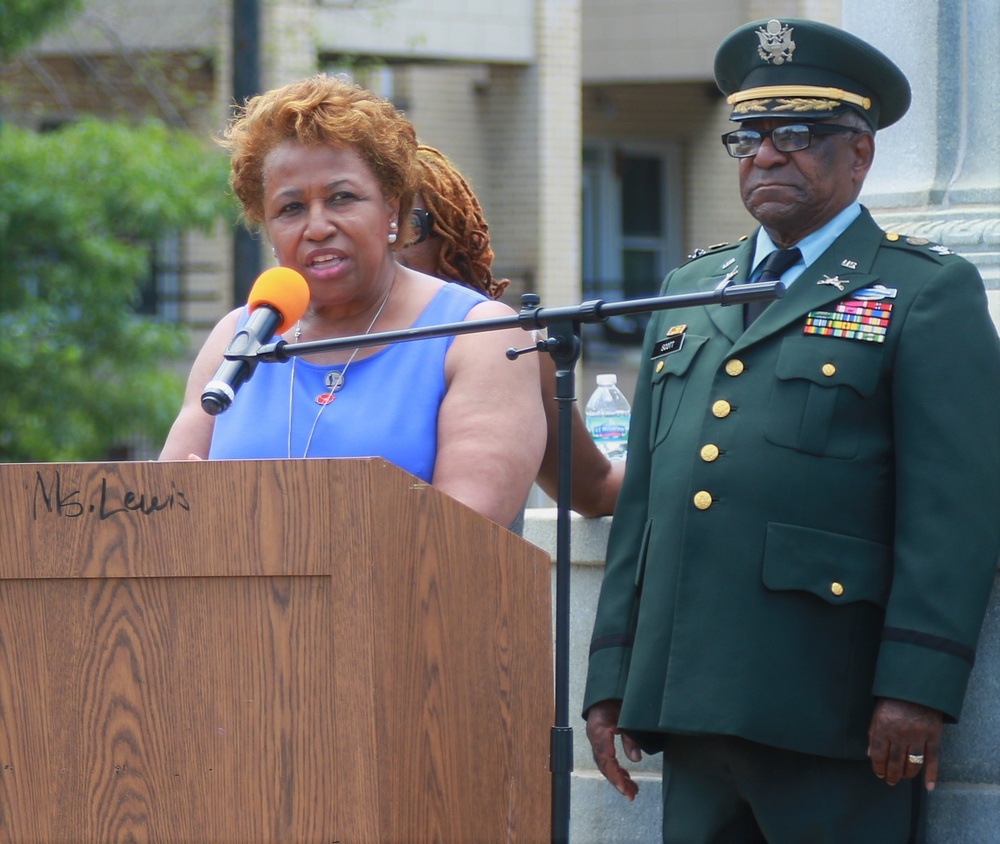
[{"xmin": 388, "ymin": 221, "xmax": 398, "ymax": 245}]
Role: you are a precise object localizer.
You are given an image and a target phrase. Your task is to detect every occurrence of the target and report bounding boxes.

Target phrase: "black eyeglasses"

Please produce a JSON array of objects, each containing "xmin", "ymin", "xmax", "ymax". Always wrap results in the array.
[
  {"xmin": 721, "ymin": 123, "xmax": 862, "ymax": 159},
  {"xmin": 409, "ymin": 208, "xmax": 434, "ymax": 244}
]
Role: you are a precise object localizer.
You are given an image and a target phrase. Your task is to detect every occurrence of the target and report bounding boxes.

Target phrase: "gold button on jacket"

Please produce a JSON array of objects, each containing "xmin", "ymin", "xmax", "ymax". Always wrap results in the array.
[
  {"xmin": 693, "ymin": 491, "xmax": 713, "ymax": 510},
  {"xmin": 712, "ymin": 400, "xmax": 732, "ymax": 418}
]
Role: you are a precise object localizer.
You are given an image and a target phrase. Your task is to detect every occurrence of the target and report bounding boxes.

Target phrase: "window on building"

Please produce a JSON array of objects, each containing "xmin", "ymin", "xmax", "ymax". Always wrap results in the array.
[
  {"xmin": 137, "ymin": 232, "xmax": 182, "ymax": 321},
  {"xmin": 582, "ymin": 143, "xmax": 680, "ymax": 341}
]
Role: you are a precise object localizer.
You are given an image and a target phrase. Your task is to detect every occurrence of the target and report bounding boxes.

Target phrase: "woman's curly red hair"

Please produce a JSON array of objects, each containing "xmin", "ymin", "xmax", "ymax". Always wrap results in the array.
[
  {"xmin": 221, "ymin": 75, "xmax": 419, "ymax": 234},
  {"xmin": 413, "ymin": 145, "xmax": 509, "ymax": 300}
]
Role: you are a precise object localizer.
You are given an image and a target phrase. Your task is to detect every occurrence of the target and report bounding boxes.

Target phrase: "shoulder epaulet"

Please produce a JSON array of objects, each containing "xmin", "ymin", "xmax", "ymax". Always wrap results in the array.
[
  {"xmin": 881, "ymin": 231, "xmax": 963, "ymax": 263},
  {"xmin": 684, "ymin": 238, "xmax": 743, "ymax": 264}
]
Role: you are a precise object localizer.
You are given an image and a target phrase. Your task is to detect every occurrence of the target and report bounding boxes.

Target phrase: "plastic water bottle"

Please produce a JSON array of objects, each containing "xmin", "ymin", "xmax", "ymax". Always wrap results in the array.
[{"xmin": 585, "ymin": 373, "xmax": 630, "ymax": 462}]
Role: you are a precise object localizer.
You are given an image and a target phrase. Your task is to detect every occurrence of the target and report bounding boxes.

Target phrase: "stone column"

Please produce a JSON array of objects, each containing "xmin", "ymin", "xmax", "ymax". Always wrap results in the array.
[
  {"xmin": 844, "ymin": 0, "xmax": 1000, "ymax": 303},
  {"xmin": 260, "ymin": 0, "xmax": 316, "ymax": 90},
  {"xmin": 843, "ymin": 3, "xmax": 1000, "ymax": 841},
  {"xmin": 536, "ymin": 0, "xmax": 582, "ymax": 307}
]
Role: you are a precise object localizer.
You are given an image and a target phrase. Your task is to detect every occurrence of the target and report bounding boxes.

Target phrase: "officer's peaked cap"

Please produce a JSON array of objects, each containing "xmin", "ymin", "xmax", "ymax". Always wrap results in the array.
[{"xmin": 714, "ymin": 18, "xmax": 911, "ymax": 129}]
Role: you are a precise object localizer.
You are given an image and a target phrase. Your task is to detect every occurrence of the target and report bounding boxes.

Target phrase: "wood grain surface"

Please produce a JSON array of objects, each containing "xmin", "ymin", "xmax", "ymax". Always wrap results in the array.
[{"xmin": 0, "ymin": 459, "xmax": 552, "ymax": 843}]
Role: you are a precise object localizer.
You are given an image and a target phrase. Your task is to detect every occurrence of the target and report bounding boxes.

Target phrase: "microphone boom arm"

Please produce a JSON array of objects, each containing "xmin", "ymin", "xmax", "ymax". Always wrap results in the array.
[{"xmin": 231, "ymin": 280, "xmax": 785, "ymax": 365}]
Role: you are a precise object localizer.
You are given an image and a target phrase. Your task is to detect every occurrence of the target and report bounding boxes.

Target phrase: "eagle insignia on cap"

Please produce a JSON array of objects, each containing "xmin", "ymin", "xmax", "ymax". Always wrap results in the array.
[{"xmin": 757, "ymin": 20, "xmax": 795, "ymax": 65}]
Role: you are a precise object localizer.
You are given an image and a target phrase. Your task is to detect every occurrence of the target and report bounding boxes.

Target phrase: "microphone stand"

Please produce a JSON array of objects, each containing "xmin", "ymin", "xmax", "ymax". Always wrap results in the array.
[
  {"xmin": 247, "ymin": 279, "xmax": 784, "ymax": 367},
  {"xmin": 234, "ymin": 279, "xmax": 784, "ymax": 843}
]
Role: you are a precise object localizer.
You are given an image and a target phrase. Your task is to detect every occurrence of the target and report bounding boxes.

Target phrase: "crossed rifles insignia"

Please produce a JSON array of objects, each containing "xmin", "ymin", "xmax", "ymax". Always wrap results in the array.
[{"xmin": 817, "ymin": 275, "xmax": 847, "ymax": 291}]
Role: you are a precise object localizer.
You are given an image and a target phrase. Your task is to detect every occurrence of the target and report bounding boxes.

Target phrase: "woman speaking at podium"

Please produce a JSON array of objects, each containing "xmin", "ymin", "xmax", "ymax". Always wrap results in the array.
[{"xmin": 160, "ymin": 75, "xmax": 545, "ymax": 530}]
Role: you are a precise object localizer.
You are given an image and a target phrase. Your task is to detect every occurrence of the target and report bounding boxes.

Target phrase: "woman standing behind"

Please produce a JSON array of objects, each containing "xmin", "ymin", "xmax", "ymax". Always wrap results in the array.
[
  {"xmin": 398, "ymin": 145, "xmax": 624, "ymax": 517},
  {"xmin": 160, "ymin": 77, "xmax": 545, "ymax": 529}
]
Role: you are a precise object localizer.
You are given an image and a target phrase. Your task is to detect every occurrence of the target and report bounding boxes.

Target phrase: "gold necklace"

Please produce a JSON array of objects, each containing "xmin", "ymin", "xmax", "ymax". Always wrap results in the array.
[{"xmin": 287, "ymin": 282, "xmax": 393, "ymax": 459}]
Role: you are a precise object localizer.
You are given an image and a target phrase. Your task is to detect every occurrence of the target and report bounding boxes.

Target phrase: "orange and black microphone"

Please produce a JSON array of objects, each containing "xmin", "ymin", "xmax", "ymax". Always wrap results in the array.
[{"xmin": 201, "ymin": 267, "xmax": 310, "ymax": 415}]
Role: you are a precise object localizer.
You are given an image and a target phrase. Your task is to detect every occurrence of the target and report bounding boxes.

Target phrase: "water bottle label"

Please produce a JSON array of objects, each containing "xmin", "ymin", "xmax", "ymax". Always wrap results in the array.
[
  {"xmin": 587, "ymin": 413, "xmax": 630, "ymax": 439},
  {"xmin": 587, "ymin": 413, "xmax": 630, "ymax": 461},
  {"xmin": 589, "ymin": 421, "xmax": 628, "ymax": 440}
]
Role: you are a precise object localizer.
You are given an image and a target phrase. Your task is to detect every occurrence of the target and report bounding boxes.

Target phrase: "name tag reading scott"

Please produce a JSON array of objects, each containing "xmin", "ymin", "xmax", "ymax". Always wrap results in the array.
[{"xmin": 653, "ymin": 325, "xmax": 687, "ymax": 358}]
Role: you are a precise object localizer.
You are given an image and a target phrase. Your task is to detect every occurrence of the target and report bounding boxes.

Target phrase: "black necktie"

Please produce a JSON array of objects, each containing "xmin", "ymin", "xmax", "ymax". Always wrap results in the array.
[{"xmin": 744, "ymin": 247, "xmax": 801, "ymax": 327}]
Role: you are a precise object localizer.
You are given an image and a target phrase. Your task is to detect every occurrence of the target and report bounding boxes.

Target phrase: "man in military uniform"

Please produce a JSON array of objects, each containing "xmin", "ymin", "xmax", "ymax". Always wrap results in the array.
[{"xmin": 584, "ymin": 17, "xmax": 1000, "ymax": 843}]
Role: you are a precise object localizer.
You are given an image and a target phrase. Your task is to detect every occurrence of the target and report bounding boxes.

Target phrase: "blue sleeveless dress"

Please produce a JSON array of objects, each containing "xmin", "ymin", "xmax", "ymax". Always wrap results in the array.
[{"xmin": 208, "ymin": 282, "xmax": 488, "ymax": 482}]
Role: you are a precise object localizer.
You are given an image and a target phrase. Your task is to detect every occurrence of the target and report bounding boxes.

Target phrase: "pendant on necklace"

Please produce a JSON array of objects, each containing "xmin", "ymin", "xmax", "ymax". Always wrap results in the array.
[{"xmin": 316, "ymin": 370, "xmax": 345, "ymax": 404}]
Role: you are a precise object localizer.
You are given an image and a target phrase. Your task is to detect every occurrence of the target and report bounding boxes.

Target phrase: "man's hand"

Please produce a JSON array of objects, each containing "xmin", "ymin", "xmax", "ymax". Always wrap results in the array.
[
  {"xmin": 867, "ymin": 698, "xmax": 943, "ymax": 790},
  {"xmin": 585, "ymin": 698, "xmax": 643, "ymax": 800}
]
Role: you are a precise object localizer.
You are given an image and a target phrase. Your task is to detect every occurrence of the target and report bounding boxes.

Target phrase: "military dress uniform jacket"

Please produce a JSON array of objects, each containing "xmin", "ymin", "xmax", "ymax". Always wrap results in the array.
[{"xmin": 583, "ymin": 208, "xmax": 1000, "ymax": 761}]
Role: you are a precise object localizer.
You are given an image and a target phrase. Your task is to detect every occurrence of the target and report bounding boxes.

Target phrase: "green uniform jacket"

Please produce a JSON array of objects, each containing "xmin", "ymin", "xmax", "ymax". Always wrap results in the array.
[{"xmin": 583, "ymin": 208, "xmax": 1000, "ymax": 760}]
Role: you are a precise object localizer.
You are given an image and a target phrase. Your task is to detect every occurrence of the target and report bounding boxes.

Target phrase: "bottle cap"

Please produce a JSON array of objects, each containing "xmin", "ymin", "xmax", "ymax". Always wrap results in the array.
[{"xmin": 596, "ymin": 373, "xmax": 617, "ymax": 386}]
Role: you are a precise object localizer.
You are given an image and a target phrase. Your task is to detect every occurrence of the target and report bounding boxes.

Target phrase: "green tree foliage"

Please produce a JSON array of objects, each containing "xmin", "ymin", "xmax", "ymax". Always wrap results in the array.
[
  {"xmin": 0, "ymin": 0, "xmax": 84, "ymax": 61},
  {"xmin": 0, "ymin": 118, "xmax": 231, "ymax": 461}
]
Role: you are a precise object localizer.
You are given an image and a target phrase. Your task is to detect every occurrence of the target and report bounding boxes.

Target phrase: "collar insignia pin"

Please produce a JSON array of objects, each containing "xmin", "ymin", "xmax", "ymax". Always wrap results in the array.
[
  {"xmin": 841, "ymin": 259, "xmax": 858, "ymax": 270},
  {"xmin": 818, "ymin": 275, "xmax": 847, "ymax": 291}
]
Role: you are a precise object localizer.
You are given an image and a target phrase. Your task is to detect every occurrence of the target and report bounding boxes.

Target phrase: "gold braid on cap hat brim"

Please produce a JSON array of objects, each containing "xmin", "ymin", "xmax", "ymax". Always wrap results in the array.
[
  {"xmin": 733, "ymin": 97, "xmax": 843, "ymax": 115},
  {"xmin": 728, "ymin": 85, "xmax": 872, "ymax": 113}
]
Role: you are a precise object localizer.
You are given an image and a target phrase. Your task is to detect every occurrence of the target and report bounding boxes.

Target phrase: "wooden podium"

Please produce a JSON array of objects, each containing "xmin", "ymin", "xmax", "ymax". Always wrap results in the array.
[{"xmin": 0, "ymin": 458, "xmax": 553, "ymax": 843}]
